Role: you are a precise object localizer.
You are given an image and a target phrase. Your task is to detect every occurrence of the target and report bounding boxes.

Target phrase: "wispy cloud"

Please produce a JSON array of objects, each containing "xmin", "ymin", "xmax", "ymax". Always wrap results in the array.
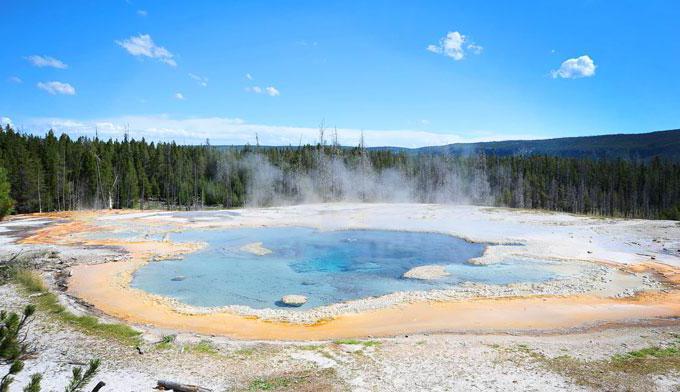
[
  {"xmin": 25, "ymin": 55, "xmax": 68, "ymax": 69},
  {"xmin": 245, "ymin": 73, "xmax": 253, "ymax": 80},
  {"xmin": 188, "ymin": 73, "xmax": 208, "ymax": 87},
  {"xmin": 265, "ymin": 86, "xmax": 280, "ymax": 96},
  {"xmin": 137, "ymin": 9, "xmax": 148, "ymax": 16},
  {"xmin": 116, "ymin": 34, "xmax": 177, "ymax": 67},
  {"xmin": 24, "ymin": 115, "xmax": 544, "ymax": 148},
  {"xmin": 8, "ymin": 76, "xmax": 22, "ymax": 84},
  {"xmin": 427, "ymin": 31, "xmax": 482, "ymax": 61},
  {"xmin": 37, "ymin": 81, "xmax": 76, "ymax": 95},
  {"xmin": 246, "ymin": 85, "xmax": 280, "ymax": 96},
  {"xmin": 467, "ymin": 44, "xmax": 483, "ymax": 55},
  {"xmin": 551, "ymin": 55, "xmax": 596, "ymax": 79},
  {"xmin": 174, "ymin": 92, "xmax": 185, "ymax": 100}
]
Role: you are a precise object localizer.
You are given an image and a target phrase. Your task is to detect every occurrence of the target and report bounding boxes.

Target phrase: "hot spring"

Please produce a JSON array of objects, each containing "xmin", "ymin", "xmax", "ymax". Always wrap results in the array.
[{"xmin": 129, "ymin": 227, "xmax": 565, "ymax": 309}]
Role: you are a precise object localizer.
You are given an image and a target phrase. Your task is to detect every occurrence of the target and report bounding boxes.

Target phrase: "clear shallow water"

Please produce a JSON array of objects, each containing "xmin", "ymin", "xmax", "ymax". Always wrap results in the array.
[{"xmin": 130, "ymin": 227, "xmax": 564, "ymax": 309}]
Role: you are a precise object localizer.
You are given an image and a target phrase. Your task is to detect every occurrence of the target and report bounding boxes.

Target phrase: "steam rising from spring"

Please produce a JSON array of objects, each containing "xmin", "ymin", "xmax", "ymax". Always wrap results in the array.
[{"xmin": 218, "ymin": 147, "xmax": 493, "ymax": 207}]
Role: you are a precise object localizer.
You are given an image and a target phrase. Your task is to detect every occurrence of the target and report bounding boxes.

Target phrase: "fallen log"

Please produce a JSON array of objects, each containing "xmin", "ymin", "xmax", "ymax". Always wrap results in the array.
[
  {"xmin": 156, "ymin": 380, "xmax": 212, "ymax": 392},
  {"xmin": 91, "ymin": 381, "xmax": 106, "ymax": 392}
]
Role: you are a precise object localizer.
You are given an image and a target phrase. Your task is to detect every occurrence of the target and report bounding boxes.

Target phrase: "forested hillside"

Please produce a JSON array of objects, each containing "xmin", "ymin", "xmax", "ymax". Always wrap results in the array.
[
  {"xmin": 0, "ymin": 125, "xmax": 679, "ymax": 220},
  {"xmin": 411, "ymin": 129, "xmax": 680, "ymax": 160}
]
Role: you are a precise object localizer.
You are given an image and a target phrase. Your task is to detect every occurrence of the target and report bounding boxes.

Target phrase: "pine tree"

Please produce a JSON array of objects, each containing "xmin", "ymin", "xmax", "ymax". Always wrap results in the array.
[{"xmin": 0, "ymin": 166, "xmax": 13, "ymax": 220}]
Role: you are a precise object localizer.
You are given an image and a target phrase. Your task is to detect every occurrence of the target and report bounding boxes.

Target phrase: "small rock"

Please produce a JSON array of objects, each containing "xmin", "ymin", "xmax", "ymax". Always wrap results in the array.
[
  {"xmin": 403, "ymin": 265, "xmax": 450, "ymax": 280},
  {"xmin": 171, "ymin": 276, "xmax": 187, "ymax": 282},
  {"xmin": 280, "ymin": 295, "xmax": 307, "ymax": 307}
]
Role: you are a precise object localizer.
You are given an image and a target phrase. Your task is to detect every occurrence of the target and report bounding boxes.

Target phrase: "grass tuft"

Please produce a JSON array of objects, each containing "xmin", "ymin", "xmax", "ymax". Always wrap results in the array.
[
  {"xmin": 612, "ymin": 345, "xmax": 680, "ymax": 361},
  {"xmin": 184, "ymin": 339, "xmax": 218, "ymax": 355},
  {"xmin": 233, "ymin": 347, "xmax": 256, "ymax": 357},
  {"xmin": 333, "ymin": 339, "xmax": 381, "ymax": 347},
  {"xmin": 246, "ymin": 369, "xmax": 339, "ymax": 391},
  {"xmin": 155, "ymin": 335, "xmax": 176, "ymax": 350},
  {"xmin": 249, "ymin": 377, "xmax": 291, "ymax": 391},
  {"xmin": 14, "ymin": 269, "xmax": 48, "ymax": 292}
]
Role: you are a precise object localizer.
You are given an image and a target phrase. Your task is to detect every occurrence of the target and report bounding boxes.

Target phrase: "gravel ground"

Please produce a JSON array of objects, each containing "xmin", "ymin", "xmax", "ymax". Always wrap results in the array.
[
  {"xmin": 1, "ymin": 206, "xmax": 679, "ymax": 391},
  {"xmin": 1, "ymin": 283, "xmax": 678, "ymax": 391}
]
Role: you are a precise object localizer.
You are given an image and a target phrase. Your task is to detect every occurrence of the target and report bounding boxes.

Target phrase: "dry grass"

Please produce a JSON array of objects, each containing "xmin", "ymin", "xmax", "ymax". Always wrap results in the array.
[
  {"xmin": 504, "ymin": 339, "xmax": 680, "ymax": 391},
  {"xmin": 244, "ymin": 368, "xmax": 343, "ymax": 391},
  {"xmin": 13, "ymin": 269, "xmax": 141, "ymax": 346}
]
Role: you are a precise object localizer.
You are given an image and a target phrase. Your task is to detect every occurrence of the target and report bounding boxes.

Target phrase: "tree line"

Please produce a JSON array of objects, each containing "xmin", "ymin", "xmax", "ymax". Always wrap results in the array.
[{"xmin": 0, "ymin": 125, "xmax": 678, "ymax": 220}]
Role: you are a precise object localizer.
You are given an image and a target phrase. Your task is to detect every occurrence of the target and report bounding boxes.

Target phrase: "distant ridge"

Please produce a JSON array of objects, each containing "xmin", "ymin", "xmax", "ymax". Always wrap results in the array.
[
  {"xmin": 376, "ymin": 129, "xmax": 680, "ymax": 160},
  {"xmin": 216, "ymin": 129, "xmax": 680, "ymax": 161}
]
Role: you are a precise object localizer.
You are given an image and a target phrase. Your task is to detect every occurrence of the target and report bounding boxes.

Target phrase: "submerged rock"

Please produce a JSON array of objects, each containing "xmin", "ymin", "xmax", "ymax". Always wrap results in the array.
[
  {"xmin": 403, "ymin": 265, "xmax": 450, "ymax": 280},
  {"xmin": 466, "ymin": 257, "xmax": 492, "ymax": 265},
  {"xmin": 280, "ymin": 295, "xmax": 307, "ymax": 307},
  {"xmin": 171, "ymin": 276, "xmax": 187, "ymax": 282},
  {"xmin": 239, "ymin": 242, "xmax": 273, "ymax": 256}
]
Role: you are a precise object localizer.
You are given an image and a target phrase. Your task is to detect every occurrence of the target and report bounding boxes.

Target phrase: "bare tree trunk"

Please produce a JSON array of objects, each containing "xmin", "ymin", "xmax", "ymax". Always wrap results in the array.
[{"xmin": 156, "ymin": 380, "xmax": 212, "ymax": 392}]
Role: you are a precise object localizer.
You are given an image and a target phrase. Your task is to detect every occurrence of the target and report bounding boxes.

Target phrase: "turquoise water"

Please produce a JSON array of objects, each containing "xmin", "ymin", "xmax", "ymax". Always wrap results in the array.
[{"xmin": 130, "ymin": 227, "xmax": 563, "ymax": 309}]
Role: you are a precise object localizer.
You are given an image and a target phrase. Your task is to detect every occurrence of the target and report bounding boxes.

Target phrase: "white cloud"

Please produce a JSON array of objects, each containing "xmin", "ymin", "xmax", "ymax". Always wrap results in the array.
[
  {"xmin": 24, "ymin": 115, "xmax": 545, "ymax": 148},
  {"xmin": 551, "ymin": 55, "xmax": 596, "ymax": 79},
  {"xmin": 245, "ymin": 73, "xmax": 253, "ymax": 80},
  {"xmin": 137, "ymin": 9, "xmax": 148, "ymax": 16},
  {"xmin": 8, "ymin": 76, "xmax": 22, "ymax": 84},
  {"xmin": 427, "ymin": 31, "xmax": 481, "ymax": 61},
  {"xmin": 467, "ymin": 43, "xmax": 483, "ymax": 55},
  {"xmin": 265, "ymin": 86, "xmax": 280, "ymax": 96},
  {"xmin": 188, "ymin": 73, "xmax": 208, "ymax": 87},
  {"xmin": 37, "ymin": 81, "xmax": 76, "ymax": 95},
  {"xmin": 1, "ymin": 117, "xmax": 12, "ymax": 127},
  {"xmin": 174, "ymin": 92, "xmax": 185, "ymax": 100},
  {"xmin": 116, "ymin": 34, "xmax": 177, "ymax": 67},
  {"xmin": 25, "ymin": 55, "xmax": 68, "ymax": 69},
  {"xmin": 246, "ymin": 86, "xmax": 280, "ymax": 96}
]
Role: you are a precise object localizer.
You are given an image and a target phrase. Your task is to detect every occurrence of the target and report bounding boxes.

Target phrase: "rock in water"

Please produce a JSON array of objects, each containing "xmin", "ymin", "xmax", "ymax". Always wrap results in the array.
[
  {"xmin": 280, "ymin": 295, "xmax": 307, "ymax": 307},
  {"xmin": 239, "ymin": 242, "xmax": 273, "ymax": 256},
  {"xmin": 403, "ymin": 265, "xmax": 450, "ymax": 280},
  {"xmin": 171, "ymin": 276, "xmax": 186, "ymax": 282}
]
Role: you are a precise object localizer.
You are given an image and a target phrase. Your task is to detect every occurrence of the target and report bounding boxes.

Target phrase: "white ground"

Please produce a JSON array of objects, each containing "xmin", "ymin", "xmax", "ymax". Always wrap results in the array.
[{"xmin": 1, "ymin": 203, "xmax": 679, "ymax": 391}]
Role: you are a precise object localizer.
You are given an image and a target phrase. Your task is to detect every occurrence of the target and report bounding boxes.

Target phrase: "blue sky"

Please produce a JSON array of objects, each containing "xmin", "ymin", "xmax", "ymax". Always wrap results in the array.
[{"xmin": 1, "ymin": 0, "xmax": 679, "ymax": 147}]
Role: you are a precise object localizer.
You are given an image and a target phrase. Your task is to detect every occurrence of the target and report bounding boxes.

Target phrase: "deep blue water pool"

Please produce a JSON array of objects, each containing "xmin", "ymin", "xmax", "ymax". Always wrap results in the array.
[{"xmin": 130, "ymin": 227, "xmax": 559, "ymax": 309}]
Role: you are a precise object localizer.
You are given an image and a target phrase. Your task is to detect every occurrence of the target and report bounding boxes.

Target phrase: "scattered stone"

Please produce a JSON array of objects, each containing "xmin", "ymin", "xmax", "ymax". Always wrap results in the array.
[
  {"xmin": 403, "ymin": 265, "xmax": 450, "ymax": 280},
  {"xmin": 280, "ymin": 295, "xmax": 307, "ymax": 307}
]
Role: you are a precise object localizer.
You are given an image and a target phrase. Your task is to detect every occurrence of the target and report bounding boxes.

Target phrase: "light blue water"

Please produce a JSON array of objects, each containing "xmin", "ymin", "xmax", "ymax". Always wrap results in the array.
[{"xmin": 130, "ymin": 227, "xmax": 563, "ymax": 309}]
